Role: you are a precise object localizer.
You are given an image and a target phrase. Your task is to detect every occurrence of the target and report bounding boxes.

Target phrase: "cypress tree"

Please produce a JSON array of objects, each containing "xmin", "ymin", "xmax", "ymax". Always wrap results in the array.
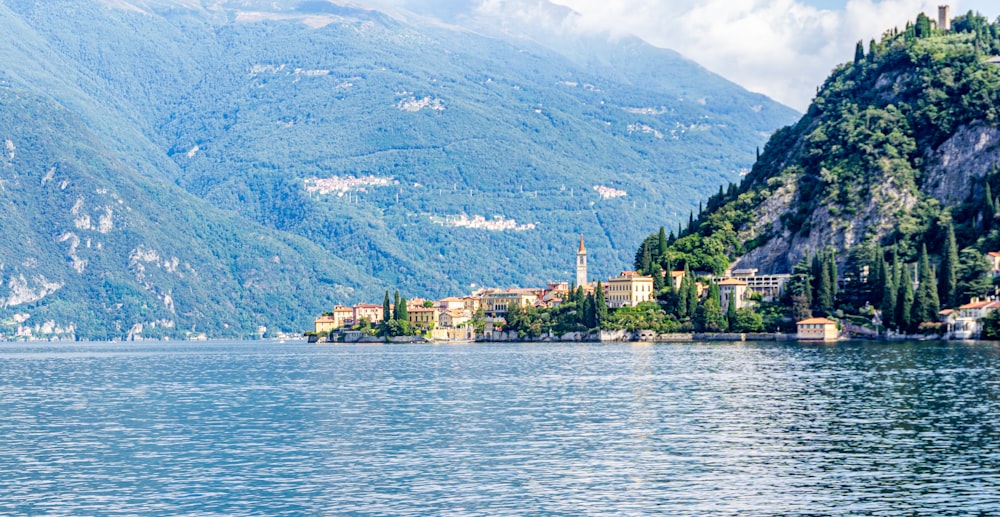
[
  {"xmin": 653, "ymin": 266, "xmax": 665, "ymax": 291},
  {"xmin": 939, "ymin": 221, "xmax": 959, "ymax": 308},
  {"xmin": 396, "ymin": 296, "xmax": 409, "ymax": 323},
  {"xmin": 583, "ymin": 294, "xmax": 596, "ymax": 328},
  {"xmin": 382, "ymin": 290, "xmax": 391, "ymax": 323},
  {"xmin": 871, "ymin": 244, "xmax": 885, "ymax": 306},
  {"xmin": 595, "ymin": 281, "xmax": 608, "ymax": 326},
  {"xmin": 725, "ymin": 291, "xmax": 737, "ymax": 331},
  {"xmin": 811, "ymin": 252, "xmax": 823, "ymax": 304},
  {"xmin": 895, "ymin": 263, "xmax": 914, "ymax": 333},
  {"xmin": 880, "ymin": 256, "xmax": 896, "ymax": 329},
  {"xmin": 640, "ymin": 244, "xmax": 652, "ymax": 275},
  {"xmin": 685, "ymin": 269, "xmax": 699, "ymax": 320},
  {"xmin": 677, "ymin": 267, "xmax": 690, "ymax": 318},
  {"xmin": 828, "ymin": 252, "xmax": 839, "ymax": 301},
  {"xmin": 854, "ymin": 40, "xmax": 865, "ymax": 64},
  {"xmin": 913, "ymin": 244, "xmax": 940, "ymax": 325},
  {"xmin": 658, "ymin": 226, "xmax": 668, "ymax": 257},
  {"xmin": 393, "ymin": 290, "xmax": 401, "ymax": 320},
  {"xmin": 986, "ymin": 182, "xmax": 994, "ymax": 230}
]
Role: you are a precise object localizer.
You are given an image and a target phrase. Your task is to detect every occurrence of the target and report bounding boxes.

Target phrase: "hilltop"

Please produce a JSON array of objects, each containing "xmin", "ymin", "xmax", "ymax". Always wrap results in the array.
[
  {"xmin": 0, "ymin": 0, "xmax": 795, "ymax": 339},
  {"xmin": 636, "ymin": 10, "xmax": 1000, "ymax": 332}
]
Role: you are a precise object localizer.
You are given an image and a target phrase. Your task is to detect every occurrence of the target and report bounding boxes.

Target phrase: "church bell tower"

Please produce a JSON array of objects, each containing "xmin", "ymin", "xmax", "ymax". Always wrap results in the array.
[{"xmin": 576, "ymin": 234, "xmax": 588, "ymax": 287}]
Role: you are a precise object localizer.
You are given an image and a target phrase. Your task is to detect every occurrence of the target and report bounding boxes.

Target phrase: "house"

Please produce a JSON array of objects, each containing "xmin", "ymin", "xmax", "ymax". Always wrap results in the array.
[
  {"xmin": 437, "ymin": 297, "xmax": 466, "ymax": 311},
  {"xmin": 796, "ymin": 318, "xmax": 839, "ymax": 341},
  {"xmin": 716, "ymin": 268, "xmax": 791, "ymax": 302},
  {"xmin": 718, "ymin": 278, "xmax": 748, "ymax": 312},
  {"xmin": 408, "ymin": 306, "xmax": 439, "ymax": 331},
  {"xmin": 439, "ymin": 309, "xmax": 471, "ymax": 329},
  {"xmin": 669, "ymin": 270, "xmax": 685, "ymax": 290},
  {"xmin": 986, "ymin": 56, "xmax": 1000, "ymax": 66},
  {"xmin": 353, "ymin": 303, "xmax": 384, "ymax": 325},
  {"xmin": 954, "ymin": 299, "xmax": 1000, "ymax": 338},
  {"xmin": 482, "ymin": 289, "xmax": 541, "ymax": 317},
  {"xmin": 604, "ymin": 271, "xmax": 654, "ymax": 308},
  {"xmin": 987, "ymin": 252, "xmax": 1000, "ymax": 277},
  {"xmin": 313, "ymin": 315, "xmax": 338, "ymax": 334},
  {"xmin": 332, "ymin": 305, "xmax": 353, "ymax": 328}
]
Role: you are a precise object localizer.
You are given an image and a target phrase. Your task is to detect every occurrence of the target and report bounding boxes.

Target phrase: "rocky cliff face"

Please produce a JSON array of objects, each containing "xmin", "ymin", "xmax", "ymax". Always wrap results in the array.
[{"xmin": 662, "ymin": 17, "xmax": 1000, "ymax": 274}]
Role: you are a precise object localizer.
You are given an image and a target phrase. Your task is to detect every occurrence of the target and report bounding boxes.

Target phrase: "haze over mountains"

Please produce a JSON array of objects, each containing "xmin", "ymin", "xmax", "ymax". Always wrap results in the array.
[{"xmin": 0, "ymin": 0, "xmax": 796, "ymax": 339}]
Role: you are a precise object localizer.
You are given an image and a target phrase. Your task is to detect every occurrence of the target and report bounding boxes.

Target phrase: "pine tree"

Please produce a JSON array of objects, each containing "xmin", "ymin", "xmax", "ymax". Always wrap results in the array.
[
  {"xmin": 939, "ymin": 221, "xmax": 959, "ymax": 308},
  {"xmin": 913, "ymin": 244, "xmax": 940, "ymax": 326},
  {"xmin": 595, "ymin": 281, "xmax": 608, "ymax": 326}
]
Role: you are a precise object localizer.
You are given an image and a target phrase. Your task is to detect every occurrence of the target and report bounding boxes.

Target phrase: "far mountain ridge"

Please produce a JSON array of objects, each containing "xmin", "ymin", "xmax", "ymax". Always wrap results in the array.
[{"xmin": 0, "ymin": 0, "xmax": 796, "ymax": 339}]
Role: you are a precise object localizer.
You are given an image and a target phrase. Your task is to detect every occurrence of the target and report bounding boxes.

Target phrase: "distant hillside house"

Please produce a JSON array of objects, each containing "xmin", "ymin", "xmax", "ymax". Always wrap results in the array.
[
  {"xmin": 986, "ymin": 56, "xmax": 1000, "ymax": 66},
  {"xmin": 715, "ymin": 268, "xmax": 790, "ymax": 302},
  {"xmin": 604, "ymin": 271, "xmax": 654, "ymax": 308},
  {"xmin": 796, "ymin": 318, "xmax": 839, "ymax": 341},
  {"xmin": 987, "ymin": 252, "xmax": 1000, "ymax": 277},
  {"xmin": 333, "ymin": 305, "xmax": 353, "ymax": 328}
]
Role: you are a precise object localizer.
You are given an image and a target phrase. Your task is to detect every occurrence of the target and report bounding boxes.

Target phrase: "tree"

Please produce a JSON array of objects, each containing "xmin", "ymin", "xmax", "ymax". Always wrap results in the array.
[
  {"xmin": 382, "ymin": 291, "xmax": 391, "ymax": 323},
  {"xmin": 939, "ymin": 221, "xmax": 959, "ymax": 308},
  {"xmin": 695, "ymin": 282, "xmax": 725, "ymax": 332},
  {"xmin": 393, "ymin": 290, "xmax": 401, "ymax": 320},
  {"xmin": 652, "ymin": 266, "xmax": 665, "ymax": 292},
  {"xmin": 854, "ymin": 40, "xmax": 865, "ymax": 64},
  {"xmin": 725, "ymin": 291, "xmax": 737, "ymax": 331},
  {"xmin": 957, "ymin": 248, "xmax": 992, "ymax": 303},
  {"xmin": 815, "ymin": 252, "xmax": 836, "ymax": 315},
  {"xmin": 470, "ymin": 306, "xmax": 486, "ymax": 334},
  {"xmin": 582, "ymin": 294, "xmax": 597, "ymax": 329},
  {"xmin": 658, "ymin": 226, "xmax": 668, "ymax": 257},
  {"xmin": 640, "ymin": 244, "xmax": 652, "ymax": 275},
  {"xmin": 895, "ymin": 263, "xmax": 914, "ymax": 332},
  {"xmin": 733, "ymin": 307, "xmax": 764, "ymax": 333},
  {"xmin": 915, "ymin": 12, "xmax": 932, "ymax": 38},
  {"xmin": 912, "ymin": 244, "xmax": 940, "ymax": 325},
  {"xmin": 880, "ymin": 256, "xmax": 896, "ymax": 329},
  {"xmin": 396, "ymin": 296, "xmax": 409, "ymax": 324},
  {"xmin": 595, "ymin": 281, "xmax": 609, "ymax": 326}
]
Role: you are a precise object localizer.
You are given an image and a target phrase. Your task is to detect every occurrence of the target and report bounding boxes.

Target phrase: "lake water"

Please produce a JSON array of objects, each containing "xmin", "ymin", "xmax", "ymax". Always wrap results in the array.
[{"xmin": 1, "ymin": 340, "xmax": 999, "ymax": 515}]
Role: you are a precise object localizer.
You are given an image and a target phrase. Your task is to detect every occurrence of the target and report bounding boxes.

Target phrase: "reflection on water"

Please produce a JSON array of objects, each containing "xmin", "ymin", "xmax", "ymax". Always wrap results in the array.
[{"xmin": 1, "ymin": 341, "xmax": 998, "ymax": 515}]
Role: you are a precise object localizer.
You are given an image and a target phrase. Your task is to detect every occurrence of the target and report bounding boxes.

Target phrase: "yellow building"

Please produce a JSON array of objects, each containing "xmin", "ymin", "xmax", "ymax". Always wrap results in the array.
[
  {"xmin": 314, "ymin": 315, "xmax": 338, "ymax": 334},
  {"xmin": 796, "ymin": 318, "xmax": 839, "ymax": 341},
  {"xmin": 604, "ymin": 271, "xmax": 654, "ymax": 308},
  {"xmin": 332, "ymin": 305, "xmax": 353, "ymax": 328},
  {"xmin": 408, "ymin": 307, "xmax": 439, "ymax": 330},
  {"xmin": 483, "ymin": 289, "xmax": 541, "ymax": 317}
]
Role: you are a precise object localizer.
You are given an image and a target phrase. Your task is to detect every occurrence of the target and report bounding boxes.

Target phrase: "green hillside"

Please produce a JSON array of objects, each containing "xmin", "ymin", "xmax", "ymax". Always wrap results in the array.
[
  {"xmin": 636, "ymin": 11, "xmax": 1000, "ymax": 331},
  {"xmin": 0, "ymin": 0, "xmax": 796, "ymax": 339}
]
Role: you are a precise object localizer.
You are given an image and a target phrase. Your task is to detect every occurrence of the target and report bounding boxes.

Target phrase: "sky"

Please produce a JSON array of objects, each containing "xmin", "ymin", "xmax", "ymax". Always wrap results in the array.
[{"xmin": 540, "ymin": 0, "xmax": 999, "ymax": 110}]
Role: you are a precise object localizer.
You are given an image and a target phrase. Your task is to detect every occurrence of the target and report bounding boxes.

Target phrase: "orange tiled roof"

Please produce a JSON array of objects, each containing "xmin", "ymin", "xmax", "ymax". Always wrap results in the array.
[{"xmin": 797, "ymin": 317, "xmax": 836, "ymax": 325}]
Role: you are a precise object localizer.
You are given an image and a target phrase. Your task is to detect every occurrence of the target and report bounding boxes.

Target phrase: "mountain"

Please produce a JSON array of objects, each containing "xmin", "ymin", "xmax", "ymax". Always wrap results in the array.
[
  {"xmin": 641, "ymin": 11, "xmax": 1000, "ymax": 277},
  {"xmin": 0, "ymin": 0, "xmax": 796, "ymax": 339}
]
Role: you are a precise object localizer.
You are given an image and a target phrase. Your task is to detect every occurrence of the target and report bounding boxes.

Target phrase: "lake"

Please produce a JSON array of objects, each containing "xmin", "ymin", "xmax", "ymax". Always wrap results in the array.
[{"xmin": 1, "ymin": 340, "xmax": 998, "ymax": 515}]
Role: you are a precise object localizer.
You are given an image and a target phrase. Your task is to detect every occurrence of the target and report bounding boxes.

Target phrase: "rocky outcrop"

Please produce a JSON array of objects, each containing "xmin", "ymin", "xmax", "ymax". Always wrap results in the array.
[{"xmin": 924, "ymin": 123, "xmax": 1000, "ymax": 206}]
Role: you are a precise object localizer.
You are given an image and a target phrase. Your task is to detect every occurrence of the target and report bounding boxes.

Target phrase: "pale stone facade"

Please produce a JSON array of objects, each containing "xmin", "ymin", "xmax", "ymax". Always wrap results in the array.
[
  {"xmin": 796, "ymin": 318, "xmax": 839, "ymax": 341},
  {"xmin": 604, "ymin": 271, "xmax": 654, "ymax": 308}
]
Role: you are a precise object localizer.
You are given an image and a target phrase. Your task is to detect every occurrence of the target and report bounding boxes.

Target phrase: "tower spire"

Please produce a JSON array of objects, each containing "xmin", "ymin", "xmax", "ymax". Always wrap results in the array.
[{"xmin": 576, "ymin": 234, "xmax": 588, "ymax": 286}]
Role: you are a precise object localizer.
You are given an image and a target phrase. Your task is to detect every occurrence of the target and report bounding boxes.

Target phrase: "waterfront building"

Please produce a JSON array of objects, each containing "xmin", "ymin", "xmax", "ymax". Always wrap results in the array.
[
  {"xmin": 332, "ymin": 305, "xmax": 353, "ymax": 328},
  {"xmin": 954, "ymin": 298, "xmax": 1000, "ymax": 338},
  {"xmin": 796, "ymin": 318, "xmax": 839, "ymax": 341},
  {"xmin": 439, "ymin": 309, "xmax": 471, "ymax": 329},
  {"xmin": 408, "ymin": 306, "xmax": 439, "ymax": 330},
  {"xmin": 718, "ymin": 278, "xmax": 748, "ymax": 312},
  {"xmin": 604, "ymin": 271, "xmax": 654, "ymax": 308},
  {"xmin": 353, "ymin": 303, "xmax": 384, "ymax": 325},
  {"xmin": 483, "ymin": 289, "xmax": 541, "ymax": 317},
  {"xmin": 314, "ymin": 315, "xmax": 338, "ymax": 334}
]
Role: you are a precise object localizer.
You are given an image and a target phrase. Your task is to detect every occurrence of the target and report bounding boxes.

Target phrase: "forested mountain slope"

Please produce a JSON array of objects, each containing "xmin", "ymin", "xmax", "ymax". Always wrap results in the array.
[
  {"xmin": 643, "ymin": 12, "xmax": 1000, "ymax": 278},
  {"xmin": 0, "ymin": 0, "xmax": 796, "ymax": 339}
]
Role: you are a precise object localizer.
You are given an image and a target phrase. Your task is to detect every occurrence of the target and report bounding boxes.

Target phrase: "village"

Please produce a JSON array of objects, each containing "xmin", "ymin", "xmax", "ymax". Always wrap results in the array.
[{"xmin": 311, "ymin": 235, "xmax": 1000, "ymax": 343}]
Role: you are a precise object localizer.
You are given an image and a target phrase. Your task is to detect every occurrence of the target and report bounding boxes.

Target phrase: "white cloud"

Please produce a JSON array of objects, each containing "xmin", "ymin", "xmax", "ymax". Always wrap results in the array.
[{"xmin": 545, "ymin": 0, "xmax": 995, "ymax": 110}]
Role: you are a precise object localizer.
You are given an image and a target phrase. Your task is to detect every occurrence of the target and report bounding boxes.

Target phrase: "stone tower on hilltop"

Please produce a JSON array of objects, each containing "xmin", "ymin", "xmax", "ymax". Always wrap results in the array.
[
  {"xmin": 939, "ymin": 5, "xmax": 951, "ymax": 32},
  {"xmin": 576, "ymin": 234, "xmax": 588, "ymax": 287}
]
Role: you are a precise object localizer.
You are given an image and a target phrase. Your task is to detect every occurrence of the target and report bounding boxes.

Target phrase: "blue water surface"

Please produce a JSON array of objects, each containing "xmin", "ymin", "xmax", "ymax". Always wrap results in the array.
[{"xmin": 1, "ymin": 340, "xmax": 998, "ymax": 515}]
